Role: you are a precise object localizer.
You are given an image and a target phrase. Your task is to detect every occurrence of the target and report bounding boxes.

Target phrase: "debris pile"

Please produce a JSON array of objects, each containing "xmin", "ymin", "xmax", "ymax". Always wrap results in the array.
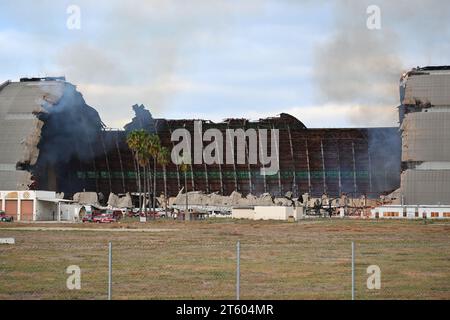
[
  {"xmin": 73, "ymin": 192, "xmax": 99, "ymax": 206},
  {"xmin": 107, "ymin": 193, "xmax": 133, "ymax": 208},
  {"xmin": 171, "ymin": 190, "xmax": 298, "ymax": 207}
]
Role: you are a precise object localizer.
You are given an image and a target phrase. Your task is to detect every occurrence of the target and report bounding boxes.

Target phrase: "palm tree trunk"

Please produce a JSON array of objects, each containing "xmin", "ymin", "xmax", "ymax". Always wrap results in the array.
[
  {"xmin": 163, "ymin": 165, "xmax": 167, "ymax": 217},
  {"xmin": 163, "ymin": 165, "xmax": 167, "ymax": 198},
  {"xmin": 136, "ymin": 154, "xmax": 142, "ymax": 214},
  {"xmin": 143, "ymin": 165, "xmax": 147, "ymax": 218},
  {"xmin": 133, "ymin": 151, "xmax": 139, "ymax": 203},
  {"xmin": 145, "ymin": 166, "xmax": 149, "ymax": 216},
  {"xmin": 162, "ymin": 164, "xmax": 167, "ymax": 210},
  {"xmin": 147, "ymin": 164, "xmax": 151, "ymax": 217}
]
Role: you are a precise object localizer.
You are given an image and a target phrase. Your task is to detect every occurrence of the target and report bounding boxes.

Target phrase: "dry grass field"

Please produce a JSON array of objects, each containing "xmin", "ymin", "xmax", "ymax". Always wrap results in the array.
[{"xmin": 0, "ymin": 218, "xmax": 449, "ymax": 300}]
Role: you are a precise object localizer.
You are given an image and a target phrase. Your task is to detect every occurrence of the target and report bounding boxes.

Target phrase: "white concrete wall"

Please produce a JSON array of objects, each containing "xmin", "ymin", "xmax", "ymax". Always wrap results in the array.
[
  {"xmin": 35, "ymin": 191, "xmax": 56, "ymax": 199},
  {"xmin": 0, "ymin": 190, "xmax": 62, "ymax": 221},
  {"xmin": 232, "ymin": 206, "xmax": 304, "ymax": 221},
  {"xmin": 60, "ymin": 204, "xmax": 83, "ymax": 221},
  {"xmin": 0, "ymin": 190, "xmax": 37, "ymax": 221},
  {"xmin": 371, "ymin": 206, "xmax": 404, "ymax": 219},
  {"xmin": 418, "ymin": 207, "xmax": 450, "ymax": 219},
  {"xmin": 293, "ymin": 207, "xmax": 303, "ymax": 220},
  {"xmin": 0, "ymin": 190, "xmax": 36, "ymax": 200},
  {"xmin": 401, "ymin": 170, "xmax": 450, "ymax": 205},
  {"xmin": 35, "ymin": 201, "xmax": 57, "ymax": 221},
  {"xmin": 406, "ymin": 207, "xmax": 418, "ymax": 219},
  {"xmin": 254, "ymin": 206, "xmax": 293, "ymax": 220},
  {"xmin": 371, "ymin": 205, "xmax": 450, "ymax": 219},
  {"xmin": 232, "ymin": 208, "xmax": 255, "ymax": 219},
  {"xmin": 0, "ymin": 190, "xmax": 72, "ymax": 221}
]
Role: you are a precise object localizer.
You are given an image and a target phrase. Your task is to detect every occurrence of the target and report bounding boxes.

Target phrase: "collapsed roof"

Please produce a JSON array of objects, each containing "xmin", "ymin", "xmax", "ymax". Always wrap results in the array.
[{"xmin": 0, "ymin": 76, "xmax": 401, "ymax": 199}]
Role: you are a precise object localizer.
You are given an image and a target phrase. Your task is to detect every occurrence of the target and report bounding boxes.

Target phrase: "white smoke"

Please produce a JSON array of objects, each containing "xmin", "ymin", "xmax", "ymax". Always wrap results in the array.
[{"xmin": 313, "ymin": 0, "xmax": 450, "ymax": 126}]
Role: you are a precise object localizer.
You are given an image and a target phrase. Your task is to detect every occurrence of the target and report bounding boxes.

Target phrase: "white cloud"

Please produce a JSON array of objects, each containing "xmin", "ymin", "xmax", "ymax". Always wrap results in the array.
[
  {"xmin": 218, "ymin": 103, "xmax": 399, "ymax": 128},
  {"xmin": 1, "ymin": 0, "xmax": 447, "ymax": 130},
  {"xmin": 162, "ymin": 103, "xmax": 399, "ymax": 129}
]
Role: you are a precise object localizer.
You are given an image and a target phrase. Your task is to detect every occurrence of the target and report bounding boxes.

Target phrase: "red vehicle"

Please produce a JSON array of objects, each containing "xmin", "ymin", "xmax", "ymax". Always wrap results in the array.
[
  {"xmin": 0, "ymin": 210, "xmax": 14, "ymax": 222},
  {"xmin": 81, "ymin": 214, "xmax": 94, "ymax": 223},
  {"xmin": 93, "ymin": 213, "xmax": 117, "ymax": 223}
]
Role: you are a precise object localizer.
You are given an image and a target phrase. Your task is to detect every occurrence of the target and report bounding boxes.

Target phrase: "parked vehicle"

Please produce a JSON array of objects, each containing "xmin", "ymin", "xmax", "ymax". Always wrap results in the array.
[
  {"xmin": 148, "ymin": 211, "xmax": 166, "ymax": 218},
  {"xmin": 93, "ymin": 213, "xmax": 117, "ymax": 223},
  {"xmin": 83, "ymin": 206, "xmax": 101, "ymax": 216},
  {"xmin": 0, "ymin": 210, "xmax": 13, "ymax": 222},
  {"xmin": 103, "ymin": 209, "xmax": 123, "ymax": 220},
  {"xmin": 128, "ymin": 208, "xmax": 142, "ymax": 217},
  {"xmin": 142, "ymin": 210, "xmax": 166, "ymax": 219},
  {"xmin": 81, "ymin": 213, "xmax": 94, "ymax": 223}
]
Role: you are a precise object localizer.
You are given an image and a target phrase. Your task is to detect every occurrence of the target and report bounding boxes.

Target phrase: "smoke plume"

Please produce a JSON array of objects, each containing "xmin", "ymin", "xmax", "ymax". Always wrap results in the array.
[{"xmin": 313, "ymin": 0, "xmax": 450, "ymax": 126}]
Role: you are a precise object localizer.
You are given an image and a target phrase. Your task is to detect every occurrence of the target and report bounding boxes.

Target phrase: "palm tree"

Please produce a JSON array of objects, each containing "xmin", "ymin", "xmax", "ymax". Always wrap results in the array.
[
  {"xmin": 157, "ymin": 147, "xmax": 170, "ymax": 196},
  {"xmin": 126, "ymin": 130, "xmax": 144, "ymax": 212},
  {"xmin": 157, "ymin": 146, "xmax": 170, "ymax": 216},
  {"xmin": 127, "ymin": 129, "xmax": 151, "ymax": 217},
  {"xmin": 179, "ymin": 161, "xmax": 189, "ymax": 218},
  {"xmin": 147, "ymin": 134, "xmax": 161, "ymax": 216},
  {"xmin": 137, "ymin": 136, "xmax": 151, "ymax": 216}
]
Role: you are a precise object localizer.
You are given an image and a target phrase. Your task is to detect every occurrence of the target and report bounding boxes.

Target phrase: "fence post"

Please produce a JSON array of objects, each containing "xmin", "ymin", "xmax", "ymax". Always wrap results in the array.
[
  {"xmin": 108, "ymin": 242, "xmax": 112, "ymax": 300},
  {"xmin": 351, "ymin": 241, "xmax": 355, "ymax": 300},
  {"xmin": 236, "ymin": 240, "xmax": 240, "ymax": 300}
]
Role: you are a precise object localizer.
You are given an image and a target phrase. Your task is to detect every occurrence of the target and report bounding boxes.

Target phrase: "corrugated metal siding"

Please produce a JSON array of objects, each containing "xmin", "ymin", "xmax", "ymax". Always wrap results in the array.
[
  {"xmin": 401, "ymin": 112, "xmax": 450, "ymax": 161},
  {"xmin": 402, "ymin": 169, "xmax": 450, "ymax": 205},
  {"xmin": 400, "ymin": 68, "xmax": 450, "ymax": 205},
  {"xmin": 0, "ymin": 171, "xmax": 32, "ymax": 190},
  {"xmin": 0, "ymin": 81, "xmax": 65, "ymax": 190},
  {"xmin": 403, "ymin": 73, "xmax": 450, "ymax": 106}
]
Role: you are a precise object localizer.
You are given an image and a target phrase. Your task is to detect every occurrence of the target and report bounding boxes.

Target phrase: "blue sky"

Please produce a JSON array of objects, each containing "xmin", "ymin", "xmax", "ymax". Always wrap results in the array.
[{"xmin": 1, "ymin": 0, "xmax": 449, "ymax": 128}]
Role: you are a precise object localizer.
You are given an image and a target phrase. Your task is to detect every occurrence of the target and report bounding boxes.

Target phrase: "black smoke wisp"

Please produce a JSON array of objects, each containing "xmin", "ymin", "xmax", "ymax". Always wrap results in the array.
[
  {"xmin": 367, "ymin": 128, "xmax": 401, "ymax": 195},
  {"xmin": 33, "ymin": 82, "xmax": 105, "ymax": 193},
  {"xmin": 124, "ymin": 104, "xmax": 158, "ymax": 133}
]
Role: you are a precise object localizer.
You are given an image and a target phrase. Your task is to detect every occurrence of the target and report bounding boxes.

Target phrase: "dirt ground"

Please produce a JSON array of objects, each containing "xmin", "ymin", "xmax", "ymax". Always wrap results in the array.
[{"xmin": 0, "ymin": 218, "xmax": 449, "ymax": 300}]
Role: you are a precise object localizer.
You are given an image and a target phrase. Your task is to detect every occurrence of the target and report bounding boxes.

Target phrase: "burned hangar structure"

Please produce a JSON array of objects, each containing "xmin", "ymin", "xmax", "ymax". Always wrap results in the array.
[
  {"xmin": 0, "ymin": 76, "xmax": 401, "ymax": 200},
  {"xmin": 0, "ymin": 77, "xmax": 105, "ymax": 193},
  {"xmin": 399, "ymin": 66, "xmax": 450, "ymax": 205}
]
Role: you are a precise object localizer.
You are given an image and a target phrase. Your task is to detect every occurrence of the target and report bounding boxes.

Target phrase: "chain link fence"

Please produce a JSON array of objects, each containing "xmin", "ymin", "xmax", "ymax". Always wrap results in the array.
[{"xmin": 0, "ymin": 229, "xmax": 449, "ymax": 299}]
